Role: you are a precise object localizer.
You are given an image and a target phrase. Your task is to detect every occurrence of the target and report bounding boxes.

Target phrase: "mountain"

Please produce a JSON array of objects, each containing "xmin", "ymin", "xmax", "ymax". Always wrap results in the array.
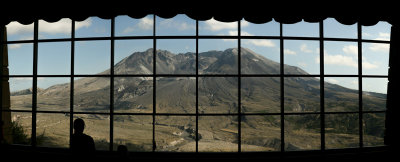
[
  {"xmin": 10, "ymin": 47, "xmax": 387, "ymax": 151},
  {"xmin": 11, "ymin": 87, "xmax": 44, "ymax": 96},
  {"xmin": 38, "ymin": 47, "xmax": 385, "ymax": 113}
]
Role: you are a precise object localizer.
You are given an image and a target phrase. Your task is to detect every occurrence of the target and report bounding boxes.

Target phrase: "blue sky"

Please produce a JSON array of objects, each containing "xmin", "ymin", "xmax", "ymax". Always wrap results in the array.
[{"xmin": 6, "ymin": 15, "xmax": 390, "ymax": 94}]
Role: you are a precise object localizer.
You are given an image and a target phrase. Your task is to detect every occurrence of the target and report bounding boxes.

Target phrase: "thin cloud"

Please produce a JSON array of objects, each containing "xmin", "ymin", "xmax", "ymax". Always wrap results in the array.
[
  {"xmin": 75, "ymin": 19, "xmax": 92, "ymax": 29},
  {"xmin": 137, "ymin": 17, "xmax": 153, "ymax": 30},
  {"xmin": 232, "ymin": 31, "xmax": 276, "ymax": 47},
  {"xmin": 379, "ymin": 32, "xmax": 390, "ymax": 38},
  {"xmin": 7, "ymin": 18, "xmax": 92, "ymax": 35},
  {"xmin": 284, "ymin": 49, "xmax": 296, "ymax": 55},
  {"xmin": 6, "ymin": 22, "xmax": 33, "ymax": 35},
  {"xmin": 11, "ymin": 78, "xmax": 45, "ymax": 81},
  {"xmin": 249, "ymin": 40, "xmax": 276, "ymax": 47},
  {"xmin": 318, "ymin": 53, "xmax": 379, "ymax": 70},
  {"xmin": 205, "ymin": 19, "xmax": 237, "ymax": 31},
  {"xmin": 323, "ymin": 54, "xmax": 358, "ymax": 68},
  {"xmin": 363, "ymin": 32, "xmax": 372, "ymax": 38},
  {"xmin": 367, "ymin": 32, "xmax": 390, "ymax": 51},
  {"xmin": 351, "ymin": 79, "xmax": 358, "ymax": 86},
  {"xmin": 204, "ymin": 18, "xmax": 248, "ymax": 31},
  {"xmin": 8, "ymin": 35, "xmax": 33, "ymax": 50},
  {"xmin": 326, "ymin": 78, "xmax": 339, "ymax": 84},
  {"xmin": 369, "ymin": 32, "xmax": 390, "ymax": 41},
  {"xmin": 39, "ymin": 18, "xmax": 72, "ymax": 34},
  {"xmin": 362, "ymin": 61, "xmax": 379, "ymax": 69},
  {"xmin": 315, "ymin": 56, "xmax": 320, "ymax": 64},
  {"xmin": 342, "ymin": 45, "xmax": 358, "ymax": 55},
  {"xmin": 123, "ymin": 26, "xmax": 135, "ymax": 33},
  {"xmin": 159, "ymin": 19, "xmax": 195, "ymax": 31},
  {"xmin": 368, "ymin": 43, "xmax": 389, "ymax": 52},
  {"xmin": 8, "ymin": 44, "xmax": 22, "ymax": 49},
  {"xmin": 241, "ymin": 31, "xmax": 253, "ymax": 36},
  {"xmin": 300, "ymin": 44, "xmax": 313, "ymax": 53},
  {"xmin": 122, "ymin": 17, "xmax": 153, "ymax": 34}
]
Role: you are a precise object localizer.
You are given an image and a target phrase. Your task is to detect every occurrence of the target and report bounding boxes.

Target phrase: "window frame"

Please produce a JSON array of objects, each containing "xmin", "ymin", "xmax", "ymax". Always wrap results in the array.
[{"xmin": 0, "ymin": 15, "xmax": 390, "ymax": 153}]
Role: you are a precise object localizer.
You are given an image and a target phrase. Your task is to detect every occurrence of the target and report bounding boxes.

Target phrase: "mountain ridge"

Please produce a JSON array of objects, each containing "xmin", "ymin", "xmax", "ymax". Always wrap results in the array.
[{"xmin": 12, "ymin": 47, "xmax": 386, "ymax": 113}]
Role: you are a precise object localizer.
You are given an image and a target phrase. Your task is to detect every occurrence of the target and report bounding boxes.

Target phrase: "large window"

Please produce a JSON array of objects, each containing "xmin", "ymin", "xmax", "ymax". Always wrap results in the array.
[{"xmin": 1, "ymin": 15, "xmax": 390, "ymax": 152}]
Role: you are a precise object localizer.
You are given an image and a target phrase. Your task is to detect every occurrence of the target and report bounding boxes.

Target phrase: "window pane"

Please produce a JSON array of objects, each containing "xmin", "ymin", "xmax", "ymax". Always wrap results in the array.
[
  {"xmin": 155, "ymin": 116, "xmax": 196, "ymax": 152},
  {"xmin": 75, "ymin": 40, "xmax": 110, "ymax": 75},
  {"xmin": 156, "ymin": 14, "xmax": 195, "ymax": 36},
  {"xmin": 199, "ymin": 77, "xmax": 238, "ymax": 114},
  {"xmin": 241, "ymin": 19, "xmax": 279, "ymax": 36},
  {"xmin": 362, "ymin": 42, "xmax": 389, "ymax": 75},
  {"xmin": 38, "ymin": 42, "xmax": 70, "ymax": 75},
  {"xmin": 199, "ymin": 39, "xmax": 238, "ymax": 74},
  {"xmin": 363, "ymin": 78, "xmax": 387, "ymax": 111},
  {"xmin": 115, "ymin": 15, "xmax": 153, "ymax": 36},
  {"xmin": 39, "ymin": 18, "xmax": 71, "ymax": 39},
  {"xmin": 9, "ymin": 77, "xmax": 32, "ymax": 110},
  {"xmin": 241, "ymin": 41, "xmax": 280, "ymax": 74},
  {"xmin": 199, "ymin": 19, "xmax": 238, "ymax": 36},
  {"xmin": 37, "ymin": 77, "xmax": 70, "ymax": 111},
  {"xmin": 114, "ymin": 39, "xmax": 153, "ymax": 75},
  {"xmin": 324, "ymin": 41, "xmax": 358, "ymax": 75},
  {"xmin": 114, "ymin": 77, "xmax": 153, "ymax": 113},
  {"xmin": 362, "ymin": 21, "xmax": 391, "ymax": 41},
  {"xmin": 156, "ymin": 77, "xmax": 195, "ymax": 114},
  {"xmin": 75, "ymin": 17, "xmax": 110, "ymax": 38},
  {"xmin": 324, "ymin": 18, "xmax": 357, "ymax": 39},
  {"xmin": 285, "ymin": 115, "xmax": 320, "ymax": 151},
  {"xmin": 284, "ymin": 40, "xmax": 319, "ymax": 75},
  {"xmin": 198, "ymin": 116, "xmax": 238, "ymax": 152},
  {"xmin": 325, "ymin": 77, "xmax": 358, "ymax": 112},
  {"xmin": 36, "ymin": 113, "xmax": 69, "ymax": 148},
  {"xmin": 74, "ymin": 77, "xmax": 110, "ymax": 113},
  {"xmin": 325, "ymin": 114, "xmax": 359, "ymax": 149},
  {"xmin": 363, "ymin": 113, "xmax": 385, "ymax": 147},
  {"xmin": 7, "ymin": 43, "xmax": 33, "ymax": 75},
  {"xmin": 241, "ymin": 77, "xmax": 280, "ymax": 113},
  {"xmin": 241, "ymin": 115, "xmax": 280, "ymax": 152},
  {"xmin": 283, "ymin": 21, "xmax": 319, "ymax": 37},
  {"xmin": 6, "ymin": 21, "xmax": 33, "ymax": 41},
  {"xmin": 3, "ymin": 112, "xmax": 32, "ymax": 145},
  {"xmin": 114, "ymin": 115, "xmax": 153, "ymax": 152},
  {"xmin": 156, "ymin": 39, "xmax": 196, "ymax": 74},
  {"xmin": 73, "ymin": 114, "xmax": 110, "ymax": 151},
  {"xmin": 284, "ymin": 77, "xmax": 320, "ymax": 113}
]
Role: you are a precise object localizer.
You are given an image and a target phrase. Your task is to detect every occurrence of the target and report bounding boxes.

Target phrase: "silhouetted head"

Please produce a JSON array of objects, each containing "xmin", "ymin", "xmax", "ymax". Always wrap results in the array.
[
  {"xmin": 117, "ymin": 145, "xmax": 128, "ymax": 156},
  {"xmin": 74, "ymin": 118, "xmax": 85, "ymax": 134}
]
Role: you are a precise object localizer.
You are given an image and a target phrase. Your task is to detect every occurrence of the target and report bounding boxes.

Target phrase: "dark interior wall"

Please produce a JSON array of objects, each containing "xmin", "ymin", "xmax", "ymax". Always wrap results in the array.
[
  {"xmin": 0, "ymin": 145, "xmax": 395, "ymax": 160},
  {"xmin": 0, "ymin": 4, "xmax": 399, "ymax": 160},
  {"xmin": 386, "ymin": 25, "xmax": 400, "ymax": 151}
]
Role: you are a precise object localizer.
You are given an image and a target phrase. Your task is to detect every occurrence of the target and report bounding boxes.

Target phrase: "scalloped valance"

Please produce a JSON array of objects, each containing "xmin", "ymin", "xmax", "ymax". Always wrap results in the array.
[{"xmin": 0, "ymin": 14, "xmax": 396, "ymax": 26}]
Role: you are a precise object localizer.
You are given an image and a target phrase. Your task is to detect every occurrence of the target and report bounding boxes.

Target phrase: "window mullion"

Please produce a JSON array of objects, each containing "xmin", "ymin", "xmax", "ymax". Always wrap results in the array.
[
  {"xmin": 238, "ymin": 20, "xmax": 242, "ymax": 153},
  {"xmin": 152, "ymin": 14, "xmax": 157, "ymax": 152},
  {"xmin": 195, "ymin": 19, "xmax": 199, "ymax": 153},
  {"xmin": 69, "ymin": 20, "xmax": 75, "ymax": 149},
  {"xmin": 280, "ymin": 22, "xmax": 285, "ymax": 152},
  {"xmin": 319, "ymin": 20, "xmax": 326, "ymax": 151},
  {"xmin": 110, "ymin": 17, "xmax": 115, "ymax": 152},
  {"xmin": 32, "ymin": 20, "xmax": 38, "ymax": 147},
  {"xmin": 358, "ymin": 23, "xmax": 364, "ymax": 148}
]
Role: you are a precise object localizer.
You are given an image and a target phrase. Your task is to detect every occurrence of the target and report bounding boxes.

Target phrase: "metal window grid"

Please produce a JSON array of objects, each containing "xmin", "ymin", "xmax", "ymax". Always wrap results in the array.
[{"xmin": 0, "ymin": 15, "xmax": 390, "ymax": 153}]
